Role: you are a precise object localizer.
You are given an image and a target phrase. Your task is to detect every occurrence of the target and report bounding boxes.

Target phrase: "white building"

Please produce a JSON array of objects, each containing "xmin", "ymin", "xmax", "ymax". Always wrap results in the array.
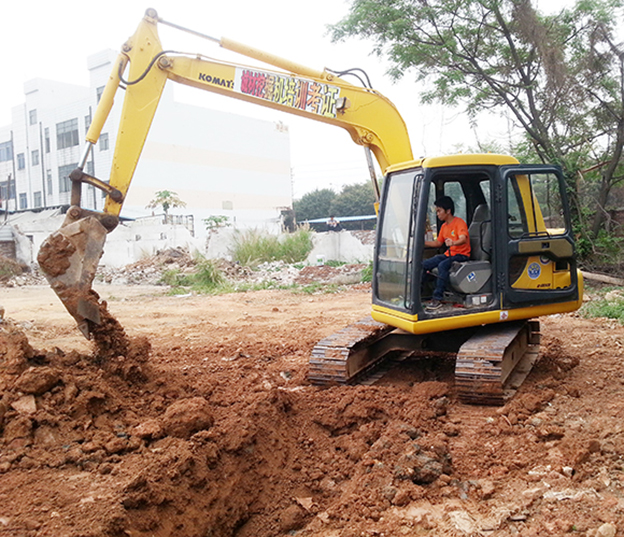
[{"xmin": 0, "ymin": 49, "xmax": 293, "ymax": 240}]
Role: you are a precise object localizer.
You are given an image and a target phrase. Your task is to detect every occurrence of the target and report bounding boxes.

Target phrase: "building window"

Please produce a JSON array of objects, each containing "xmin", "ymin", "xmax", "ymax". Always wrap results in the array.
[
  {"xmin": 0, "ymin": 141, "xmax": 12, "ymax": 162},
  {"xmin": 0, "ymin": 182, "xmax": 15, "ymax": 201},
  {"xmin": 29, "ymin": 109, "xmax": 37, "ymax": 125},
  {"xmin": 58, "ymin": 163, "xmax": 77, "ymax": 193},
  {"xmin": 17, "ymin": 153, "xmax": 25, "ymax": 170},
  {"xmin": 19, "ymin": 193, "xmax": 27, "ymax": 210},
  {"xmin": 31, "ymin": 149, "xmax": 40, "ymax": 166},
  {"xmin": 44, "ymin": 127, "xmax": 50, "ymax": 153},
  {"xmin": 85, "ymin": 113, "xmax": 92, "ymax": 132},
  {"xmin": 96, "ymin": 86, "xmax": 105, "ymax": 103},
  {"xmin": 56, "ymin": 118, "xmax": 79, "ymax": 149},
  {"xmin": 33, "ymin": 191, "xmax": 42, "ymax": 208},
  {"xmin": 99, "ymin": 133, "xmax": 109, "ymax": 151},
  {"xmin": 46, "ymin": 170, "xmax": 53, "ymax": 196}
]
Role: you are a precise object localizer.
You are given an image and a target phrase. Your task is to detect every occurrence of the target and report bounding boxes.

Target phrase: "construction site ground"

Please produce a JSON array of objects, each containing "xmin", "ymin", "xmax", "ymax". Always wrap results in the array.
[{"xmin": 0, "ymin": 267, "xmax": 623, "ymax": 536}]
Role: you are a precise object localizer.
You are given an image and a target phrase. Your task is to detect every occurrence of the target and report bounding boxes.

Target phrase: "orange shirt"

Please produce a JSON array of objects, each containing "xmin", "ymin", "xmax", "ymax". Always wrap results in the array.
[{"xmin": 440, "ymin": 216, "xmax": 470, "ymax": 257}]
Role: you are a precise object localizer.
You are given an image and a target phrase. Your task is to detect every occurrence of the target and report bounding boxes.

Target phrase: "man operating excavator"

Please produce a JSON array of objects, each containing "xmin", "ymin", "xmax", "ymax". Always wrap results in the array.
[{"xmin": 422, "ymin": 196, "xmax": 471, "ymax": 310}]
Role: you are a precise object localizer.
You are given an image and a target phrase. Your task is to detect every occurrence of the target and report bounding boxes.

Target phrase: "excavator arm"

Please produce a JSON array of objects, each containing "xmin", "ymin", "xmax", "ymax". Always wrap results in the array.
[{"xmin": 37, "ymin": 8, "xmax": 414, "ymax": 338}]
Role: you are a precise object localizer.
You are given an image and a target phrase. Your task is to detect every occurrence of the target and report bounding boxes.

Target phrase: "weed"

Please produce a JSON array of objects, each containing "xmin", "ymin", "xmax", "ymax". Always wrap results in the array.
[
  {"xmin": 230, "ymin": 228, "xmax": 313, "ymax": 267},
  {"xmin": 160, "ymin": 258, "xmax": 225, "ymax": 292},
  {"xmin": 204, "ymin": 215, "xmax": 231, "ymax": 231},
  {"xmin": 361, "ymin": 261, "xmax": 373, "ymax": 283},
  {"xmin": 296, "ymin": 283, "xmax": 341, "ymax": 295},
  {"xmin": 580, "ymin": 287, "xmax": 624, "ymax": 324},
  {"xmin": 0, "ymin": 256, "xmax": 22, "ymax": 282}
]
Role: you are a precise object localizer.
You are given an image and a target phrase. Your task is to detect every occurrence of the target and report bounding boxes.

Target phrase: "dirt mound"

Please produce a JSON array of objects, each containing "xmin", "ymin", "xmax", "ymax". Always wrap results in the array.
[{"xmin": 0, "ymin": 290, "xmax": 623, "ymax": 536}]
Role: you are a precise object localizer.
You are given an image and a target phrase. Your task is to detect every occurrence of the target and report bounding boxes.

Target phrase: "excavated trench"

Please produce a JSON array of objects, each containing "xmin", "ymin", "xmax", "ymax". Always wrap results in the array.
[{"xmin": 0, "ymin": 287, "xmax": 622, "ymax": 537}]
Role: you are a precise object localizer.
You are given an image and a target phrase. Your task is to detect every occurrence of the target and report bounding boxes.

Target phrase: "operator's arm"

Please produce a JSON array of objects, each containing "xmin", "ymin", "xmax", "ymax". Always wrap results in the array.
[
  {"xmin": 444, "ymin": 234, "xmax": 467, "ymax": 248},
  {"xmin": 425, "ymin": 238, "xmax": 444, "ymax": 249}
]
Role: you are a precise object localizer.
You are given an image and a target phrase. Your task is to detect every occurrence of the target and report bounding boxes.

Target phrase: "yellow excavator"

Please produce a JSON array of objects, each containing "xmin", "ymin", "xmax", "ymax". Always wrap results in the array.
[{"xmin": 38, "ymin": 9, "xmax": 583, "ymax": 405}]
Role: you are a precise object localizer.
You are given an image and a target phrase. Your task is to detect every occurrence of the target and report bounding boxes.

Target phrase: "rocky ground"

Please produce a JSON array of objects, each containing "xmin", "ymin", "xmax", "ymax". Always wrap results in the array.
[
  {"xmin": 0, "ymin": 251, "xmax": 622, "ymax": 537},
  {"xmin": 4, "ymin": 248, "xmax": 369, "ymax": 290}
]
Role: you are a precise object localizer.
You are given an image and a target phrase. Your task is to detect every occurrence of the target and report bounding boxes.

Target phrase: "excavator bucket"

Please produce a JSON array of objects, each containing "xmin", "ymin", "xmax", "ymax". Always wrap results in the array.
[{"xmin": 37, "ymin": 216, "xmax": 108, "ymax": 339}]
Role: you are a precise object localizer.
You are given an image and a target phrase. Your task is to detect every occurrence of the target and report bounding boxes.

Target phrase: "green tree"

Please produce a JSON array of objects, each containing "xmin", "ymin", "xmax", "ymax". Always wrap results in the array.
[
  {"xmin": 293, "ymin": 188, "xmax": 336, "ymax": 222},
  {"xmin": 330, "ymin": 182, "xmax": 376, "ymax": 217},
  {"xmin": 330, "ymin": 0, "xmax": 624, "ymax": 248},
  {"xmin": 570, "ymin": 9, "xmax": 624, "ymax": 239},
  {"xmin": 146, "ymin": 190, "xmax": 186, "ymax": 216}
]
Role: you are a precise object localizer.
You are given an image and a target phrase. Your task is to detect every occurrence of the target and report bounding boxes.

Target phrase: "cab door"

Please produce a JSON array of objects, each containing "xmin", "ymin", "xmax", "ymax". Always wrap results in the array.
[{"xmin": 497, "ymin": 165, "xmax": 579, "ymax": 308}]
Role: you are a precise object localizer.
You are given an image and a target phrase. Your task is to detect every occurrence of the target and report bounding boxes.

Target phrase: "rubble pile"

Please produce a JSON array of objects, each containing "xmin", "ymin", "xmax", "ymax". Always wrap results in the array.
[
  {"xmin": 96, "ymin": 247, "xmax": 196, "ymax": 285},
  {"xmin": 2, "ymin": 247, "xmax": 369, "ymax": 289}
]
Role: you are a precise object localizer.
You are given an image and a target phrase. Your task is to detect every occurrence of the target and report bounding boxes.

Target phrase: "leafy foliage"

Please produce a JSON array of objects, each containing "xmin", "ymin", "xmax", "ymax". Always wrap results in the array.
[
  {"xmin": 293, "ymin": 183, "xmax": 376, "ymax": 229},
  {"xmin": 0, "ymin": 256, "xmax": 22, "ymax": 282},
  {"xmin": 203, "ymin": 215, "xmax": 231, "ymax": 231},
  {"xmin": 330, "ymin": 182, "xmax": 376, "ymax": 217},
  {"xmin": 159, "ymin": 257, "xmax": 225, "ymax": 291},
  {"xmin": 581, "ymin": 288, "xmax": 624, "ymax": 324},
  {"xmin": 331, "ymin": 0, "xmax": 624, "ymax": 261},
  {"xmin": 293, "ymin": 188, "xmax": 336, "ymax": 222},
  {"xmin": 146, "ymin": 190, "xmax": 186, "ymax": 216},
  {"xmin": 361, "ymin": 261, "xmax": 373, "ymax": 283},
  {"xmin": 230, "ymin": 228, "xmax": 314, "ymax": 267}
]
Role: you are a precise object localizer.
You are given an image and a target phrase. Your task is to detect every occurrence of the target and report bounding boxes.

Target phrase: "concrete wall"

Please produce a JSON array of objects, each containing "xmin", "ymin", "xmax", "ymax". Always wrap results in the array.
[
  {"xmin": 5, "ymin": 213, "xmax": 373, "ymax": 269},
  {"xmin": 205, "ymin": 227, "xmax": 373, "ymax": 264},
  {"xmin": 306, "ymin": 230, "xmax": 373, "ymax": 265},
  {"xmin": 8, "ymin": 213, "xmax": 205, "ymax": 269}
]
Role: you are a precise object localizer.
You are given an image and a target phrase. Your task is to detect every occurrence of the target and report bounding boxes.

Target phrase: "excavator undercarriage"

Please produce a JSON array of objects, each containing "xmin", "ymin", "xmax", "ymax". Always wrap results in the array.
[{"xmin": 309, "ymin": 318, "xmax": 540, "ymax": 405}]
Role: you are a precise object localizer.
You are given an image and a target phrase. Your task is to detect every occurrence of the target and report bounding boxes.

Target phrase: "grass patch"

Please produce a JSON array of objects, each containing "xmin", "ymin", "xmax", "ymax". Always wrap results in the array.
[
  {"xmin": 580, "ymin": 286, "xmax": 624, "ymax": 324},
  {"xmin": 361, "ymin": 261, "xmax": 373, "ymax": 283},
  {"xmin": 0, "ymin": 256, "xmax": 23, "ymax": 282},
  {"xmin": 230, "ymin": 228, "xmax": 313, "ymax": 267},
  {"xmin": 159, "ymin": 257, "xmax": 225, "ymax": 293},
  {"xmin": 325, "ymin": 260, "xmax": 346, "ymax": 268}
]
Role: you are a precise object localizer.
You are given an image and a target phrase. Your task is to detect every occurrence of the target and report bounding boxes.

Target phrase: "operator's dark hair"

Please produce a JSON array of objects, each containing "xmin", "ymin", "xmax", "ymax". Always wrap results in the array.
[{"xmin": 434, "ymin": 195, "xmax": 455, "ymax": 215}]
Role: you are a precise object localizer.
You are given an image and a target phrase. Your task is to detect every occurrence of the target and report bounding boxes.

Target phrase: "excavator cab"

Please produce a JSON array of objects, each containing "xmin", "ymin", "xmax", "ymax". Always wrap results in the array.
[
  {"xmin": 373, "ymin": 154, "xmax": 581, "ymax": 331},
  {"xmin": 317, "ymin": 154, "xmax": 584, "ymax": 403}
]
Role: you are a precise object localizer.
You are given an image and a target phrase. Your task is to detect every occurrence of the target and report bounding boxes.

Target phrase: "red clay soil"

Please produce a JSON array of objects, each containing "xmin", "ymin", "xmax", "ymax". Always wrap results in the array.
[{"xmin": 0, "ymin": 285, "xmax": 622, "ymax": 537}]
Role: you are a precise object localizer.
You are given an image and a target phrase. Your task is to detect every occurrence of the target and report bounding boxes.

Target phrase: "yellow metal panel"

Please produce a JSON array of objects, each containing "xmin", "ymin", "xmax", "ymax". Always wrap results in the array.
[
  {"xmin": 423, "ymin": 154, "xmax": 519, "ymax": 168},
  {"xmin": 86, "ymin": 54, "xmax": 128, "ymax": 144},
  {"xmin": 371, "ymin": 292, "xmax": 583, "ymax": 335},
  {"xmin": 104, "ymin": 16, "xmax": 169, "ymax": 216}
]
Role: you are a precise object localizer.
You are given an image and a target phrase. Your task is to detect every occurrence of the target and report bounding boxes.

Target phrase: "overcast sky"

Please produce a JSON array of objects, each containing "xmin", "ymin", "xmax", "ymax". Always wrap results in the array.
[{"xmin": 1, "ymin": 0, "xmax": 576, "ymax": 198}]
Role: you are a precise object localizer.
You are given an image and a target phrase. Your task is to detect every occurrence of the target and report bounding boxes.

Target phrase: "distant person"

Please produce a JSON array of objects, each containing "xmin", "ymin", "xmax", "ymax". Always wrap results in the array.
[
  {"xmin": 327, "ymin": 215, "xmax": 342, "ymax": 232},
  {"xmin": 422, "ymin": 196, "xmax": 470, "ymax": 310}
]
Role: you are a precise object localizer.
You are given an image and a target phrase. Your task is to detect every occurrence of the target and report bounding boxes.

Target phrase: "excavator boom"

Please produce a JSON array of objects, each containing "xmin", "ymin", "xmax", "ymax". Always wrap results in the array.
[{"xmin": 38, "ymin": 8, "xmax": 413, "ymax": 339}]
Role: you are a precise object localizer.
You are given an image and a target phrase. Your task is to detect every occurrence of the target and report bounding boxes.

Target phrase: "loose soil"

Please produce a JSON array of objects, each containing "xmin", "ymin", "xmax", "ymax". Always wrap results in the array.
[{"xmin": 0, "ymin": 282, "xmax": 623, "ymax": 537}]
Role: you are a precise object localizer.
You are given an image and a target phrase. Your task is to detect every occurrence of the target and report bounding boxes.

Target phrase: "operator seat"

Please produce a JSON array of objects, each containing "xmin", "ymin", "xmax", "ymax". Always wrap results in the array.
[{"xmin": 448, "ymin": 204, "xmax": 493, "ymax": 294}]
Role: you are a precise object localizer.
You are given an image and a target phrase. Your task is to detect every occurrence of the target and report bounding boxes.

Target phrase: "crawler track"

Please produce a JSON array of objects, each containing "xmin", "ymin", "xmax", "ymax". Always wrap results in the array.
[
  {"xmin": 309, "ymin": 317, "xmax": 541, "ymax": 405},
  {"xmin": 308, "ymin": 316, "xmax": 394, "ymax": 385},
  {"xmin": 455, "ymin": 320, "xmax": 540, "ymax": 405}
]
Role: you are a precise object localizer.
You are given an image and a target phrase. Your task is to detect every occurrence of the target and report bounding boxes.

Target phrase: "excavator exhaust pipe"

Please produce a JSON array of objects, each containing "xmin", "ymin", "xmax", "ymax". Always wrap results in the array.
[{"xmin": 37, "ymin": 208, "xmax": 116, "ymax": 339}]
